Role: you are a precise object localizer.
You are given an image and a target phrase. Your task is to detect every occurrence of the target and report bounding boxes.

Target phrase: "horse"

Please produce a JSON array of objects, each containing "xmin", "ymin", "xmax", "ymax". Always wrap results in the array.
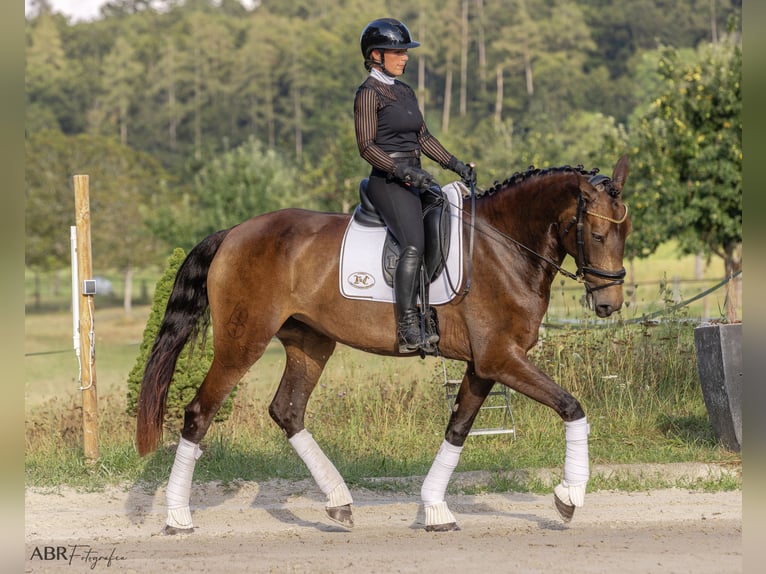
[{"xmin": 136, "ymin": 155, "xmax": 631, "ymax": 533}]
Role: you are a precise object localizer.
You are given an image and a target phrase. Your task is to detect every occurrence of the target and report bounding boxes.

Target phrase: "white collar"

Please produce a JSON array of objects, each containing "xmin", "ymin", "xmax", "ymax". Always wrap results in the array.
[{"xmin": 370, "ymin": 68, "xmax": 394, "ymax": 85}]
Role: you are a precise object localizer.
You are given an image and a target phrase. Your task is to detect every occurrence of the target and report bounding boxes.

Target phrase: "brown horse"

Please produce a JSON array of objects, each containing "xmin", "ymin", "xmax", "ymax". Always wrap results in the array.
[{"xmin": 136, "ymin": 156, "xmax": 631, "ymax": 533}]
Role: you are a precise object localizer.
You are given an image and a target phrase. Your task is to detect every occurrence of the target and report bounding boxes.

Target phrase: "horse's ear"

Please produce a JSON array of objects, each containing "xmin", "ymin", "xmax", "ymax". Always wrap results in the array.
[{"xmin": 611, "ymin": 155, "xmax": 630, "ymax": 194}]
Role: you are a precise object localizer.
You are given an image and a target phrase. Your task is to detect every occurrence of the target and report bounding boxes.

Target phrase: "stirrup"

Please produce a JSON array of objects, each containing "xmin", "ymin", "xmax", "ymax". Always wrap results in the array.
[
  {"xmin": 398, "ymin": 312, "xmax": 421, "ymax": 353},
  {"xmin": 423, "ymin": 307, "xmax": 440, "ymax": 346}
]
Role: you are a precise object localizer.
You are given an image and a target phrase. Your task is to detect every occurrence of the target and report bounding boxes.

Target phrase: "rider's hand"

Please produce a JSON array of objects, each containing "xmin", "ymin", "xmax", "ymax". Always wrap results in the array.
[
  {"xmin": 395, "ymin": 165, "xmax": 434, "ymax": 189},
  {"xmin": 454, "ymin": 160, "xmax": 476, "ymax": 186}
]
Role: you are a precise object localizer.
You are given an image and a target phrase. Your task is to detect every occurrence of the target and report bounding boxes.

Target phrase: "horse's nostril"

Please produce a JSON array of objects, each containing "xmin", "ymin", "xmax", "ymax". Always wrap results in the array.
[{"xmin": 596, "ymin": 304, "xmax": 613, "ymax": 317}]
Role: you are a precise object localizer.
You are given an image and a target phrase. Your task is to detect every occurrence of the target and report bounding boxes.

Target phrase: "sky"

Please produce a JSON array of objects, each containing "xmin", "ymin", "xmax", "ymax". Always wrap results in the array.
[
  {"xmin": 25, "ymin": 0, "xmax": 108, "ymax": 22},
  {"xmin": 25, "ymin": 1, "xmax": 259, "ymax": 22}
]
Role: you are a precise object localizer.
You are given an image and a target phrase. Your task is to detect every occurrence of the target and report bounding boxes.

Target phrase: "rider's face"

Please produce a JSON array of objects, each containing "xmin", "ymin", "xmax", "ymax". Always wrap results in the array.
[{"xmin": 372, "ymin": 49, "xmax": 409, "ymax": 76}]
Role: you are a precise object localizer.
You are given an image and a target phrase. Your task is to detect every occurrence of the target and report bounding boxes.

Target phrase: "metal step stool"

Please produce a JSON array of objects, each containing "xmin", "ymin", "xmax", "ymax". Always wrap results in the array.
[{"xmin": 444, "ymin": 379, "xmax": 516, "ymax": 438}]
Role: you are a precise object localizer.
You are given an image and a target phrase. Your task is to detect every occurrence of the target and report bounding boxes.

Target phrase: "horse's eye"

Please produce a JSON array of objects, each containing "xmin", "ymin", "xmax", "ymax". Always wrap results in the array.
[{"xmin": 591, "ymin": 233, "xmax": 603, "ymax": 243}]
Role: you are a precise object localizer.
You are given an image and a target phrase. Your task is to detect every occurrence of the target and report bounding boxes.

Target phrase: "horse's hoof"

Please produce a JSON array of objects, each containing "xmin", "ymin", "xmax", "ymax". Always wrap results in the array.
[
  {"xmin": 425, "ymin": 522, "xmax": 461, "ymax": 532},
  {"xmin": 553, "ymin": 492, "xmax": 575, "ymax": 523},
  {"xmin": 326, "ymin": 504, "xmax": 354, "ymax": 528},
  {"xmin": 161, "ymin": 524, "xmax": 195, "ymax": 536}
]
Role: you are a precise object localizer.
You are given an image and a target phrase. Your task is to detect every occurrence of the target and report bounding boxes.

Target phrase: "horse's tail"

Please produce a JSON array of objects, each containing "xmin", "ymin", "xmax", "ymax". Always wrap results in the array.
[{"xmin": 136, "ymin": 228, "xmax": 232, "ymax": 456}]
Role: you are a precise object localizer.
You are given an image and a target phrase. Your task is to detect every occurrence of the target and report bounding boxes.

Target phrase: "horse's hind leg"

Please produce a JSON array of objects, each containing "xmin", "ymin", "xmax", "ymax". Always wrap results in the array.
[
  {"xmin": 269, "ymin": 320, "xmax": 354, "ymax": 528},
  {"xmin": 164, "ymin": 344, "xmax": 268, "ymax": 534}
]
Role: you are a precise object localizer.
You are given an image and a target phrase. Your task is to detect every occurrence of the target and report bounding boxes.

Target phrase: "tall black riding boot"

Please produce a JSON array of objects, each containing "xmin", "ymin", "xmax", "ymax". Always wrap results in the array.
[{"xmin": 394, "ymin": 245, "xmax": 423, "ymax": 353}]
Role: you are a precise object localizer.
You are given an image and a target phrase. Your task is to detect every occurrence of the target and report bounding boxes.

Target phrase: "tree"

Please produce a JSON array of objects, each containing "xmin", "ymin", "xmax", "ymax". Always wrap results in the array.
[
  {"xmin": 90, "ymin": 35, "xmax": 144, "ymax": 144},
  {"xmin": 146, "ymin": 137, "xmax": 304, "ymax": 250},
  {"xmin": 25, "ymin": 10, "xmax": 84, "ymax": 134},
  {"xmin": 627, "ymin": 37, "xmax": 741, "ymax": 317},
  {"xmin": 25, "ymin": 131, "xmax": 172, "ymax": 315}
]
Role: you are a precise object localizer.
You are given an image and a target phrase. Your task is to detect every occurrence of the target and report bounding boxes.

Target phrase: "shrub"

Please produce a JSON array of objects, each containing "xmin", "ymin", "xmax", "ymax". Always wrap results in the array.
[{"xmin": 126, "ymin": 248, "xmax": 235, "ymax": 435}]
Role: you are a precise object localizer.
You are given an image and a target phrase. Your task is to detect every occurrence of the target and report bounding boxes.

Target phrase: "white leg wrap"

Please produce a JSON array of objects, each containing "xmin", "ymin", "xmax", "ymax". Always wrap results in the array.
[
  {"xmin": 165, "ymin": 437, "xmax": 203, "ymax": 528},
  {"xmin": 421, "ymin": 440, "xmax": 463, "ymax": 525},
  {"xmin": 289, "ymin": 429, "xmax": 353, "ymax": 508},
  {"xmin": 557, "ymin": 417, "xmax": 590, "ymax": 507}
]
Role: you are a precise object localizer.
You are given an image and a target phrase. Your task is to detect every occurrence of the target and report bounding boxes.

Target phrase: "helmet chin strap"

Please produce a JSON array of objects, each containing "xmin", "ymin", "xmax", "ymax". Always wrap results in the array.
[{"xmin": 372, "ymin": 51, "xmax": 398, "ymax": 77}]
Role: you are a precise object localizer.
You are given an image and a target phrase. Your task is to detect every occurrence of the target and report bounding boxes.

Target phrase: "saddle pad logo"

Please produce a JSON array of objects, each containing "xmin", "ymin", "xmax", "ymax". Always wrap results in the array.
[{"xmin": 347, "ymin": 272, "xmax": 376, "ymax": 289}]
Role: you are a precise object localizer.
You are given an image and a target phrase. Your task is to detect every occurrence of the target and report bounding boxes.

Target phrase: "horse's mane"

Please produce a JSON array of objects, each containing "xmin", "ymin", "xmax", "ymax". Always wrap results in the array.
[{"xmin": 474, "ymin": 164, "xmax": 601, "ymax": 199}]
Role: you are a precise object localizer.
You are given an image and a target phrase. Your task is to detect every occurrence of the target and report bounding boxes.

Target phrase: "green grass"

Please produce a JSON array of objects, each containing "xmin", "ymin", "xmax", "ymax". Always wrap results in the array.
[
  {"xmin": 24, "ymin": 242, "xmax": 742, "ymax": 494},
  {"xmin": 25, "ymin": 316, "xmax": 741, "ymax": 494}
]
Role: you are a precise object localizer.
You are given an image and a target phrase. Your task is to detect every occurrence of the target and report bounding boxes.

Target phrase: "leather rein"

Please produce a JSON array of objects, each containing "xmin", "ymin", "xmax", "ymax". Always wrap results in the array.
[{"xmin": 460, "ymin": 174, "xmax": 629, "ymax": 296}]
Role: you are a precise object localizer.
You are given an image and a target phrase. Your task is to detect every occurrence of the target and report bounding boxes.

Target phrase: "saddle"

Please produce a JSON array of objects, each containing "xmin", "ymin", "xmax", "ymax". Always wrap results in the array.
[{"xmin": 352, "ymin": 179, "xmax": 452, "ymax": 287}]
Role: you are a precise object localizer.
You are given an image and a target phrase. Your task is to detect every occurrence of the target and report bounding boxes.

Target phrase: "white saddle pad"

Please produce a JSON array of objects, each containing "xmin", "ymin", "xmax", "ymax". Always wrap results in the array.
[{"xmin": 339, "ymin": 181, "xmax": 465, "ymax": 305}]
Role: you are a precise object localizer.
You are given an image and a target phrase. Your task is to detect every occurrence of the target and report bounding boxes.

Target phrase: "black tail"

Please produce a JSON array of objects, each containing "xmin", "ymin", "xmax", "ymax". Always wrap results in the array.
[{"xmin": 136, "ymin": 229, "xmax": 231, "ymax": 456}]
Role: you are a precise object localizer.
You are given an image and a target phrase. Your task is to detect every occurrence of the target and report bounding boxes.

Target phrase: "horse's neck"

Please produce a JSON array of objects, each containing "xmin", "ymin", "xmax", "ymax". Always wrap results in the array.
[{"xmin": 476, "ymin": 182, "xmax": 574, "ymax": 266}]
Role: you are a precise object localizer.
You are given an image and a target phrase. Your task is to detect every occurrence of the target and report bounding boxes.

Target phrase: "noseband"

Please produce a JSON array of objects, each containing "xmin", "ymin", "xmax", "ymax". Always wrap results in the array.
[{"xmin": 561, "ymin": 181, "xmax": 629, "ymax": 293}]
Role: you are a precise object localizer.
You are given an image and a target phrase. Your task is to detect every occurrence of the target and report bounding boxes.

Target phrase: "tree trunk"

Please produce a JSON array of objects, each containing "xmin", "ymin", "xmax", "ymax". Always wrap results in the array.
[
  {"xmin": 494, "ymin": 64, "xmax": 503, "ymax": 124},
  {"xmin": 293, "ymin": 84, "xmax": 303, "ymax": 161},
  {"xmin": 167, "ymin": 41, "xmax": 177, "ymax": 151},
  {"xmin": 475, "ymin": 0, "xmax": 487, "ymax": 95},
  {"xmin": 34, "ymin": 271, "xmax": 41, "ymax": 310},
  {"xmin": 418, "ymin": 19, "xmax": 426, "ymax": 116},
  {"xmin": 523, "ymin": 40, "xmax": 534, "ymax": 96},
  {"xmin": 168, "ymin": 83, "xmax": 177, "ymax": 151},
  {"xmin": 120, "ymin": 104, "xmax": 128, "ymax": 145},
  {"xmin": 723, "ymin": 241, "xmax": 742, "ymax": 323},
  {"xmin": 267, "ymin": 73, "xmax": 275, "ymax": 149},
  {"xmin": 123, "ymin": 264, "xmax": 133, "ymax": 319},
  {"xmin": 194, "ymin": 44, "xmax": 202, "ymax": 161},
  {"xmin": 442, "ymin": 65, "xmax": 453, "ymax": 133},
  {"xmin": 695, "ymin": 253, "xmax": 709, "ymax": 318},
  {"xmin": 459, "ymin": 0, "xmax": 469, "ymax": 117}
]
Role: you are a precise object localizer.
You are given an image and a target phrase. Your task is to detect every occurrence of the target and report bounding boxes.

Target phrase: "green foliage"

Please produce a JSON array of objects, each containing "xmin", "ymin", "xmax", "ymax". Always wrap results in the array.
[
  {"xmin": 25, "ymin": 130, "xmax": 172, "ymax": 273},
  {"xmin": 627, "ymin": 37, "xmax": 742, "ymax": 271},
  {"xmin": 147, "ymin": 137, "xmax": 304, "ymax": 249},
  {"xmin": 25, "ymin": 1, "xmax": 742, "ymax": 268},
  {"xmin": 126, "ymin": 248, "xmax": 235, "ymax": 431}
]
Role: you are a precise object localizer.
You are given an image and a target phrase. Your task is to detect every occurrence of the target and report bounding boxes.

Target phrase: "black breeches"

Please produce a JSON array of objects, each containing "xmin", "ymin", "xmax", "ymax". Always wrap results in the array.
[{"xmin": 366, "ymin": 171, "xmax": 425, "ymax": 254}]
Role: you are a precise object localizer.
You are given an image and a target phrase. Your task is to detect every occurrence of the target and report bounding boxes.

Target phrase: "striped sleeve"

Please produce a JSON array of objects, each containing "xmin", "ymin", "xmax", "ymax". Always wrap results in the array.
[
  {"xmin": 418, "ymin": 122, "xmax": 457, "ymax": 171},
  {"xmin": 354, "ymin": 87, "xmax": 398, "ymax": 175}
]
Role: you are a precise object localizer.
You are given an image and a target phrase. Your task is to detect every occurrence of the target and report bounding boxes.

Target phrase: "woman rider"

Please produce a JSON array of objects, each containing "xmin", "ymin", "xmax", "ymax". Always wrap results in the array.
[{"xmin": 354, "ymin": 17, "xmax": 475, "ymax": 354}]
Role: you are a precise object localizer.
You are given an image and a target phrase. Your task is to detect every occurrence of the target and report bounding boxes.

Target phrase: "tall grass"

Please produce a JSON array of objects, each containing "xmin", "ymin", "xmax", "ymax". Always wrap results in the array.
[{"xmin": 25, "ymin": 313, "xmax": 740, "ymax": 492}]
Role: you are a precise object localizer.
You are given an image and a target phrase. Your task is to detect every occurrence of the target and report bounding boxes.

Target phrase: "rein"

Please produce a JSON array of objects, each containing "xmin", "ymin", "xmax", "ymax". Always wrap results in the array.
[
  {"xmin": 463, "ymin": 178, "xmax": 476, "ymax": 294},
  {"xmin": 454, "ymin": 183, "xmax": 628, "ymax": 293}
]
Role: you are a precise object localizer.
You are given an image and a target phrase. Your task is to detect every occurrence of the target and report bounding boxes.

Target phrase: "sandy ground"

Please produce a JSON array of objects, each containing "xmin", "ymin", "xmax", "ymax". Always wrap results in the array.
[{"xmin": 25, "ymin": 464, "xmax": 742, "ymax": 574}]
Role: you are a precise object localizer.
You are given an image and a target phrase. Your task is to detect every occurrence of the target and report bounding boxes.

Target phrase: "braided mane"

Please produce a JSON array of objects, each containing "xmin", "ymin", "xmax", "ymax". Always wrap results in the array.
[{"xmin": 473, "ymin": 164, "xmax": 601, "ymax": 198}]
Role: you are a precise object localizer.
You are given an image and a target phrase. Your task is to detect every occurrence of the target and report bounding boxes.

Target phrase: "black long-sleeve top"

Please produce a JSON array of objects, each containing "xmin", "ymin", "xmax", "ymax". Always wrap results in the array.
[{"xmin": 354, "ymin": 75, "xmax": 457, "ymax": 176}]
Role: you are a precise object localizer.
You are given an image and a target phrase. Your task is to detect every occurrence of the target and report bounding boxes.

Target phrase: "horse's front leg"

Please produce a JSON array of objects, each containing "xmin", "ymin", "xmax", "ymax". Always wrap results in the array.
[
  {"xmin": 421, "ymin": 363, "xmax": 495, "ymax": 532},
  {"xmin": 270, "ymin": 322, "xmax": 354, "ymax": 527},
  {"xmin": 479, "ymin": 347, "xmax": 590, "ymax": 524}
]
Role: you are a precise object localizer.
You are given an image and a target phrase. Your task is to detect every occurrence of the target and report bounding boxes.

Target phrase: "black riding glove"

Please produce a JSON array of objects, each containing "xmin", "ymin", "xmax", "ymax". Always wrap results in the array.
[
  {"xmin": 453, "ymin": 160, "xmax": 476, "ymax": 185},
  {"xmin": 394, "ymin": 165, "xmax": 434, "ymax": 189}
]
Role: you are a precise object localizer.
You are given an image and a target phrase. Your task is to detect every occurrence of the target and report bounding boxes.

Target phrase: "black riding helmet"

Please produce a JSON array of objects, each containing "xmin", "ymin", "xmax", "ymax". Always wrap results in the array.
[{"xmin": 360, "ymin": 18, "xmax": 420, "ymax": 75}]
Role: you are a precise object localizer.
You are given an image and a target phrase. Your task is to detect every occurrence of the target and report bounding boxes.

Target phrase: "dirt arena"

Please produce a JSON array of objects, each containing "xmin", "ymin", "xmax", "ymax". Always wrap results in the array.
[{"xmin": 25, "ymin": 464, "xmax": 741, "ymax": 573}]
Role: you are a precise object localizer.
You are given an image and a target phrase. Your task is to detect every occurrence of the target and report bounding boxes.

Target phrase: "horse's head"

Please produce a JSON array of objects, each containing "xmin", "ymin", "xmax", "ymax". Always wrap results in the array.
[{"xmin": 562, "ymin": 155, "xmax": 631, "ymax": 318}]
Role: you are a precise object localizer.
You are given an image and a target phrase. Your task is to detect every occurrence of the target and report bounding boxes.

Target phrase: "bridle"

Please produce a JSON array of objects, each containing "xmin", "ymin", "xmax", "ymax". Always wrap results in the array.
[
  {"xmin": 447, "ymin": 172, "xmax": 629, "ymax": 298},
  {"xmin": 560, "ymin": 177, "xmax": 629, "ymax": 293}
]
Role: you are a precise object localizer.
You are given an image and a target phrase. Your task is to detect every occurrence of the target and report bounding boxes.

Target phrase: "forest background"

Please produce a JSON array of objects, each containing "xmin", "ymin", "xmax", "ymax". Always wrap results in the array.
[{"xmin": 24, "ymin": 0, "xmax": 742, "ymax": 315}]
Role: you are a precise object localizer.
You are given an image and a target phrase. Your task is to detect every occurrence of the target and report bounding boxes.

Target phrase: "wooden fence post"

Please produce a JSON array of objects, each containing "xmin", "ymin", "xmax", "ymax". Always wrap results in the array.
[{"xmin": 73, "ymin": 174, "xmax": 98, "ymax": 462}]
